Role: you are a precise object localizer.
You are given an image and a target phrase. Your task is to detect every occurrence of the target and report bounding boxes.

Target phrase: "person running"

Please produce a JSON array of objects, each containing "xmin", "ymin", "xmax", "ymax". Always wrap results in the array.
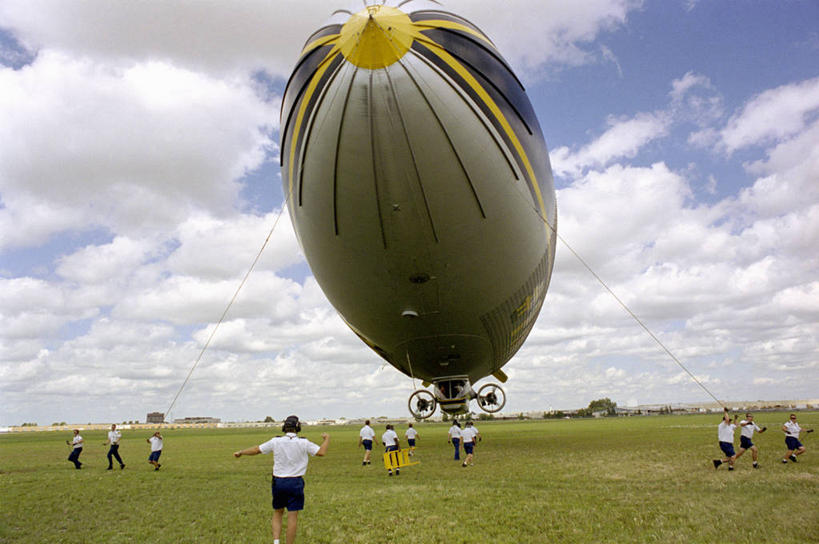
[
  {"xmin": 404, "ymin": 423, "xmax": 419, "ymax": 456},
  {"xmin": 358, "ymin": 420, "xmax": 375, "ymax": 466},
  {"xmin": 103, "ymin": 423, "xmax": 125, "ymax": 470},
  {"xmin": 461, "ymin": 421, "xmax": 477, "ymax": 467},
  {"xmin": 734, "ymin": 413, "xmax": 766, "ymax": 468},
  {"xmin": 234, "ymin": 415, "xmax": 329, "ymax": 544},
  {"xmin": 382, "ymin": 424, "xmax": 400, "ymax": 476},
  {"xmin": 147, "ymin": 431, "xmax": 163, "ymax": 470},
  {"xmin": 781, "ymin": 413, "xmax": 813, "ymax": 463},
  {"xmin": 66, "ymin": 429, "xmax": 83, "ymax": 469},
  {"xmin": 448, "ymin": 420, "xmax": 462, "ymax": 461},
  {"xmin": 713, "ymin": 410, "xmax": 738, "ymax": 470}
]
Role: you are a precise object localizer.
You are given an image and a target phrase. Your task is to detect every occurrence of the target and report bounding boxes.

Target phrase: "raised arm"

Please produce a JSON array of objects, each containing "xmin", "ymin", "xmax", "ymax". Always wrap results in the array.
[
  {"xmin": 316, "ymin": 433, "xmax": 330, "ymax": 457},
  {"xmin": 233, "ymin": 445, "xmax": 262, "ymax": 458}
]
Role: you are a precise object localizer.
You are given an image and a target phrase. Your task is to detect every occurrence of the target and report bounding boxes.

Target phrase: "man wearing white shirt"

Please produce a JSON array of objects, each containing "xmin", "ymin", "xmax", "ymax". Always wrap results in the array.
[
  {"xmin": 781, "ymin": 413, "xmax": 813, "ymax": 464},
  {"xmin": 234, "ymin": 415, "xmax": 329, "ymax": 544},
  {"xmin": 712, "ymin": 410, "xmax": 737, "ymax": 470},
  {"xmin": 461, "ymin": 421, "xmax": 477, "ymax": 467},
  {"xmin": 147, "ymin": 431, "xmax": 163, "ymax": 471},
  {"xmin": 66, "ymin": 429, "xmax": 83, "ymax": 469},
  {"xmin": 735, "ymin": 413, "xmax": 766, "ymax": 468},
  {"xmin": 358, "ymin": 420, "xmax": 375, "ymax": 466},
  {"xmin": 404, "ymin": 423, "xmax": 419, "ymax": 456},
  {"xmin": 103, "ymin": 423, "xmax": 125, "ymax": 470},
  {"xmin": 448, "ymin": 421, "xmax": 462, "ymax": 461},
  {"xmin": 382, "ymin": 424, "xmax": 400, "ymax": 476}
]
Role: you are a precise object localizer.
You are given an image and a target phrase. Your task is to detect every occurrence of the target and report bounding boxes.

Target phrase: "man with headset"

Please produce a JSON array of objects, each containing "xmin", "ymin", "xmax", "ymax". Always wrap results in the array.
[{"xmin": 234, "ymin": 415, "xmax": 329, "ymax": 544}]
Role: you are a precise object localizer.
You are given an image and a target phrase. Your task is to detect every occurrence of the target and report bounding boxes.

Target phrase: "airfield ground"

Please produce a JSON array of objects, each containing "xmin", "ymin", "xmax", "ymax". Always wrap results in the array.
[{"xmin": 1, "ymin": 413, "xmax": 817, "ymax": 543}]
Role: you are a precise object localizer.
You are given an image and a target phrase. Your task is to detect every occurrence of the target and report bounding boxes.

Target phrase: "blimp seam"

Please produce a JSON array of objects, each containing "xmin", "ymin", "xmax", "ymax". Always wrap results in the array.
[
  {"xmin": 408, "ymin": 43, "xmax": 521, "ymax": 186},
  {"xmin": 396, "ymin": 51, "xmax": 487, "ymax": 220},
  {"xmin": 383, "ymin": 49, "xmax": 440, "ymax": 243},
  {"xmin": 367, "ymin": 70, "xmax": 388, "ymax": 250},
  {"xmin": 332, "ymin": 63, "xmax": 360, "ymax": 233}
]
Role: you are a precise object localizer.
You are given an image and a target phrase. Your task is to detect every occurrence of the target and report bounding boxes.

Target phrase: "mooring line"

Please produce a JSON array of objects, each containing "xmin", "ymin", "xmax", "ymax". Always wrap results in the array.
[
  {"xmin": 539, "ymin": 211, "xmax": 726, "ymax": 409},
  {"xmin": 163, "ymin": 203, "xmax": 289, "ymax": 423}
]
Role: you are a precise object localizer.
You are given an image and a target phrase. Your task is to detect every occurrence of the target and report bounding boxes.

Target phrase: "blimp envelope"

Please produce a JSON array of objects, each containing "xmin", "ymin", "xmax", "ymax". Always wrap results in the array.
[{"xmin": 280, "ymin": 3, "xmax": 557, "ymax": 392}]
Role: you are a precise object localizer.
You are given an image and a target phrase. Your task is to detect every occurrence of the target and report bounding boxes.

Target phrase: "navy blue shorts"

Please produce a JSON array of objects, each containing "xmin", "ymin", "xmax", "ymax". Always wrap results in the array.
[
  {"xmin": 362, "ymin": 439, "xmax": 373, "ymax": 451},
  {"xmin": 272, "ymin": 476, "xmax": 305, "ymax": 511},
  {"xmin": 148, "ymin": 450, "xmax": 162, "ymax": 462},
  {"xmin": 385, "ymin": 445, "xmax": 398, "ymax": 453},
  {"xmin": 407, "ymin": 439, "xmax": 416, "ymax": 447},
  {"xmin": 785, "ymin": 436, "xmax": 803, "ymax": 450},
  {"xmin": 740, "ymin": 436, "xmax": 754, "ymax": 449},
  {"xmin": 463, "ymin": 442, "xmax": 474, "ymax": 454},
  {"xmin": 719, "ymin": 441, "xmax": 735, "ymax": 457}
]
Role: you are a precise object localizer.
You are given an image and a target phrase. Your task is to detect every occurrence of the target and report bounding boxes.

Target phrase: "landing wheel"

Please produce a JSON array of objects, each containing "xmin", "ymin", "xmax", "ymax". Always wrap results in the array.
[
  {"xmin": 408, "ymin": 389, "xmax": 437, "ymax": 419},
  {"xmin": 477, "ymin": 383, "xmax": 506, "ymax": 413}
]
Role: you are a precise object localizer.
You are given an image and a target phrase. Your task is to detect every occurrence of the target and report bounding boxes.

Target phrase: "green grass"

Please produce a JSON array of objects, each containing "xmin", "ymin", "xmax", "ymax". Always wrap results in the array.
[{"xmin": 2, "ymin": 413, "xmax": 818, "ymax": 543}]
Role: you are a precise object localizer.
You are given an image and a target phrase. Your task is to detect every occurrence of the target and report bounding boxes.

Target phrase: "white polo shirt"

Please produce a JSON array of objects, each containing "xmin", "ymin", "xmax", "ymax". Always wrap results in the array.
[
  {"xmin": 359, "ymin": 425, "xmax": 375, "ymax": 441},
  {"xmin": 784, "ymin": 420, "xmax": 801, "ymax": 438},
  {"xmin": 717, "ymin": 421, "xmax": 736, "ymax": 443},
  {"xmin": 405, "ymin": 427, "xmax": 418, "ymax": 440},
  {"xmin": 740, "ymin": 421, "xmax": 760, "ymax": 439},
  {"xmin": 108, "ymin": 430, "xmax": 122, "ymax": 445},
  {"xmin": 72, "ymin": 435, "xmax": 83, "ymax": 449},
  {"xmin": 259, "ymin": 433, "xmax": 320, "ymax": 477},
  {"xmin": 382, "ymin": 429, "xmax": 399, "ymax": 447},
  {"xmin": 448, "ymin": 425, "xmax": 462, "ymax": 440},
  {"xmin": 461, "ymin": 427, "xmax": 476, "ymax": 444},
  {"xmin": 149, "ymin": 436, "xmax": 163, "ymax": 452}
]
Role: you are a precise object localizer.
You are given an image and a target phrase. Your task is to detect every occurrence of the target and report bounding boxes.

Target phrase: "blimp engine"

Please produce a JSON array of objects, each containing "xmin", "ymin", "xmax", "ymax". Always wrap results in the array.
[{"xmin": 280, "ymin": 4, "xmax": 557, "ymax": 417}]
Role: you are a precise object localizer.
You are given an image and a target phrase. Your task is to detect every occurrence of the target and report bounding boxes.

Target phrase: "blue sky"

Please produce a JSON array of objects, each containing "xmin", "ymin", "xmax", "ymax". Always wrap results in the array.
[{"xmin": 1, "ymin": 0, "xmax": 817, "ymax": 426}]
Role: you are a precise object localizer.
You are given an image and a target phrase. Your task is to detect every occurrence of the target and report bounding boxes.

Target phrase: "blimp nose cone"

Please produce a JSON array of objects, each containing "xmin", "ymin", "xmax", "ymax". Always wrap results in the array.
[{"xmin": 339, "ymin": 5, "xmax": 415, "ymax": 69}]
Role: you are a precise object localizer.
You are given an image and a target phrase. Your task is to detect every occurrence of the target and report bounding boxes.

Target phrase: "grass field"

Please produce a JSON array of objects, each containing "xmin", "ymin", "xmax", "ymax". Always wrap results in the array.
[{"xmin": 2, "ymin": 412, "xmax": 818, "ymax": 543}]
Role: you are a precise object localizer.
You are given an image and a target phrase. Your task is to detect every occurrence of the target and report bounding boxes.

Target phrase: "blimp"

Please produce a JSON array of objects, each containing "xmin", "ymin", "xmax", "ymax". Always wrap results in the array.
[{"xmin": 280, "ymin": 1, "xmax": 557, "ymax": 418}]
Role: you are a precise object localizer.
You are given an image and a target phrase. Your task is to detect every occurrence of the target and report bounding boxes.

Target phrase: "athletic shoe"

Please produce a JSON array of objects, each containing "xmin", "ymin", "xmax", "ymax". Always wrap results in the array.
[
  {"xmin": 753, "ymin": 463, "xmax": 759, "ymax": 469},
  {"xmin": 712, "ymin": 459, "xmax": 722, "ymax": 469},
  {"xmin": 120, "ymin": 464, "xmax": 125, "ymax": 470},
  {"xmin": 462, "ymin": 462, "xmax": 467, "ymax": 467},
  {"xmin": 789, "ymin": 454, "xmax": 797, "ymax": 463},
  {"xmin": 782, "ymin": 459, "xmax": 788, "ymax": 464},
  {"xmin": 395, "ymin": 469, "xmax": 400, "ymax": 475},
  {"xmin": 388, "ymin": 472, "xmax": 393, "ymax": 477},
  {"xmin": 728, "ymin": 466, "xmax": 734, "ymax": 471},
  {"xmin": 362, "ymin": 462, "xmax": 366, "ymax": 466}
]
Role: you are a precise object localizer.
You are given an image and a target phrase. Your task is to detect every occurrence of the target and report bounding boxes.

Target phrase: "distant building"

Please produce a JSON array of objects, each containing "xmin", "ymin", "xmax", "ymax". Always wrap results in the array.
[
  {"xmin": 146, "ymin": 412, "xmax": 165, "ymax": 424},
  {"xmin": 172, "ymin": 416, "xmax": 221, "ymax": 424}
]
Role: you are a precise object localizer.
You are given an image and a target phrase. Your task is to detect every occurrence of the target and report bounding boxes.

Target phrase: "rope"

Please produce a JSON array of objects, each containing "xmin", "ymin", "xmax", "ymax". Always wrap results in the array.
[
  {"xmin": 163, "ymin": 203, "xmax": 289, "ymax": 423},
  {"xmin": 539, "ymin": 211, "xmax": 726, "ymax": 409}
]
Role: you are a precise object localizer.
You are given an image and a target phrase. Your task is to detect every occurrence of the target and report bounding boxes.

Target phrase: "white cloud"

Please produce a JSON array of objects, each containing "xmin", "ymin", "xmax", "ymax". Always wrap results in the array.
[
  {"xmin": 708, "ymin": 76, "xmax": 819, "ymax": 154},
  {"xmin": 551, "ymin": 113, "xmax": 670, "ymax": 177}
]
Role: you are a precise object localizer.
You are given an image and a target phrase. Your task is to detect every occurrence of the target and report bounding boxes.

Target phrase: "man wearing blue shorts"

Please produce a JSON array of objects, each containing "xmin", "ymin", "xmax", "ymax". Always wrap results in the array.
[
  {"xmin": 404, "ymin": 423, "xmax": 418, "ymax": 456},
  {"xmin": 359, "ymin": 420, "xmax": 375, "ymax": 466},
  {"xmin": 147, "ymin": 431, "xmax": 163, "ymax": 471},
  {"xmin": 234, "ymin": 415, "xmax": 329, "ymax": 544},
  {"xmin": 735, "ymin": 413, "xmax": 766, "ymax": 468},
  {"xmin": 713, "ymin": 410, "xmax": 737, "ymax": 470},
  {"xmin": 382, "ymin": 424, "xmax": 400, "ymax": 476},
  {"xmin": 461, "ymin": 421, "xmax": 477, "ymax": 467},
  {"xmin": 781, "ymin": 413, "xmax": 813, "ymax": 464},
  {"xmin": 448, "ymin": 420, "xmax": 462, "ymax": 460}
]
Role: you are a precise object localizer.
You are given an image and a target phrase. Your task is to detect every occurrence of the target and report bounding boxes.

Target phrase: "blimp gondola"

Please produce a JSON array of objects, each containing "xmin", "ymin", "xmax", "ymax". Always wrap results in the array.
[{"xmin": 280, "ymin": 1, "xmax": 557, "ymax": 418}]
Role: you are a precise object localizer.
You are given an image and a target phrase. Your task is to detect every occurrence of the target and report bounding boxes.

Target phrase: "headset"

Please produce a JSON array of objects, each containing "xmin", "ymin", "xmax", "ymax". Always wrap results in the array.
[{"xmin": 282, "ymin": 415, "xmax": 301, "ymax": 433}]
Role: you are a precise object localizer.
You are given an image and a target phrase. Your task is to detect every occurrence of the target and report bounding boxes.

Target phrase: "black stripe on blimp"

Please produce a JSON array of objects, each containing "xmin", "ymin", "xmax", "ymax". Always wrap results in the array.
[
  {"xmin": 409, "ymin": 11, "xmax": 493, "ymax": 44},
  {"xmin": 281, "ymin": 52, "xmax": 344, "ymax": 190},
  {"xmin": 410, "ymin": 40, "xmax": 544, "ymax": 206},
  {"xmin": 281, "ymin": 43, "xmax": 337, "ymax": 153},
  {"xmin": 300, "ymin": 24, "xmax": 343, "ymax": 53},
  {"xmin": 419, "ymin": 27, "xmax": 537, "ymax": 136}
]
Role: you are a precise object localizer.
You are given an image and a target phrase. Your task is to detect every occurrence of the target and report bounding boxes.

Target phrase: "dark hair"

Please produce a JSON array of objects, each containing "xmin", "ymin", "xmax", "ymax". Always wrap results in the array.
[
  {"xmin": 282, "ymin": 415, "xmax": 301, "ymax": 433},
  {"xmin": 365, "ymin": 420, "xmax": 370, "ymax": 425}
]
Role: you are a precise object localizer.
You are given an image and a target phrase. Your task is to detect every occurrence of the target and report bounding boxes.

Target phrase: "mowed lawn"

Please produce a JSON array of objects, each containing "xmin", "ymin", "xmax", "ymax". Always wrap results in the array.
[{"xmin": 1, "ymin": 413, "xmax": 817, "ymax": 543}]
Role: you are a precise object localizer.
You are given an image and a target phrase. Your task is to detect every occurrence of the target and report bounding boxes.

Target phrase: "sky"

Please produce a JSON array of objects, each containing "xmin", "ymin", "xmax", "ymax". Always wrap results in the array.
[{"xmin": 1, "ymin": 0, "xmax": 818, "ymax": 426}]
